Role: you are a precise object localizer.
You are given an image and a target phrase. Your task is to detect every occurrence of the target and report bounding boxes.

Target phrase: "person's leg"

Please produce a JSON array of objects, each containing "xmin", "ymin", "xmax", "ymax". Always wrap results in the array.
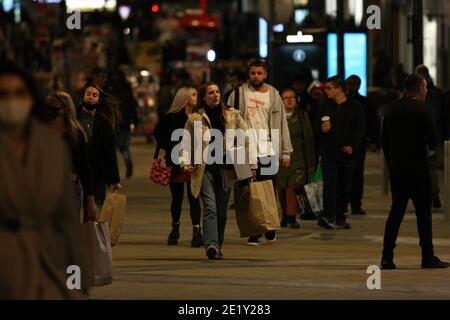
[
  {"xmin": 277, "ymin": 187, "xmax": 288, "ymax": 227},
  {"xmin": 411, "ymin": 175, "xmax": 434, "ymax": 260},
  {"xmin": 336, "ymin": 158, "xmax": 353, "ymax": 227},
  {"xmin": 200, "ymin": 171, "xmax": 219, "ymax": 252},
  {"xmin": 167, "ymin": 182, "xmax": 184, "ymax": 245},
  {"xmin": 215, "ymin": 176, "xmax": 231, "ymax": 250},
  {"xmin": 427, "ymin": 154, "xmax": 441, "ymax": 208},
  {"xmin": 286, "ymin": 185, "xmax": 300, "ymax": 228},
  {"xmin": 320, "ymin": 157, "xmax": 338, "ymax": 226},
  {"xmin": 187, "ymin": 182, "xmax": 203, "ymax": 247},
  {"xmin": 351, "ymin": 143, "xmax": 367, "ymax": 213},
  {"xmin": 73, "ymin": 179, "xmax": 82, "ymax": 221},
  {"xmin": 382, "ymin": 175, "xmax": 410, "ymax": 262}
]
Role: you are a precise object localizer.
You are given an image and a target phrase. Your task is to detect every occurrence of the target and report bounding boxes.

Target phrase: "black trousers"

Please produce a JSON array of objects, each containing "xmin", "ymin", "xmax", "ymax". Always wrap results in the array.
[
  {"xmin": 350, "ymin": 141, "xmax": 367, "ymax": 210},
  {"xmin": 382, "ymin": 172, "xmax": 434, "ymax": 260},
  {"xmin": 169, "ymin": 181, "xmax": 201, "ymax": 226}
]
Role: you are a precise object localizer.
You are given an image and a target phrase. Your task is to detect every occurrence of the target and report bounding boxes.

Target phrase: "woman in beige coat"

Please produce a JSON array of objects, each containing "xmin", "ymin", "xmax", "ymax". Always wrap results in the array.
[
  {"xmin": 180, "ymin": 82, "xmax": 256, "ymax": 260},
  {"xmin": 0, "ymin": 63, "xmax": 87, "ymax": 299}
]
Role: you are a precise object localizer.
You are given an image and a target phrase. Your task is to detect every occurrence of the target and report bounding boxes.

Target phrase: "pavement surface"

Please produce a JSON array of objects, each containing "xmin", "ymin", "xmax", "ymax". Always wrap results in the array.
[{"xmin": 90, "ymin": 136, "xmax": 450, "ymax": 300}]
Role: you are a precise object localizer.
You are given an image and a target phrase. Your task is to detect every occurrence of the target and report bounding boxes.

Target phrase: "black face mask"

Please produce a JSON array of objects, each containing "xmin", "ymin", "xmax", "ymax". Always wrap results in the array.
[
  {"xmin": 83, "ymin": 102, "xmax": 97, "ymax": 111},
  {"xmin": 48, "ymin": 107, "xmax": 62, "ymax": 121}
]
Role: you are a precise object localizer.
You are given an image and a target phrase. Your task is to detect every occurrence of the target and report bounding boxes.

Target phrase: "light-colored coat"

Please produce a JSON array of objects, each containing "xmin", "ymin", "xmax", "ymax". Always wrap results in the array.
[
  {"xmin": 180, "ymin": 106, "xmax": 257, "ymax": 198},
  {"xmin": 0, "ymin": 119, "xmax": 87, "ymax": 299}
]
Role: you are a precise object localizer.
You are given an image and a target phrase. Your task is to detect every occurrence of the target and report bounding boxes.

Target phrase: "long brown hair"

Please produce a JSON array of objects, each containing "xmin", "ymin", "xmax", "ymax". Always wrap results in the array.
[
  {"xmin": 80, "ymin": 82, "xmax": 121, "ymax": 129},
  {"xmin": 47, "ymin": 90, "xmax": 87, "ymax": 144}
]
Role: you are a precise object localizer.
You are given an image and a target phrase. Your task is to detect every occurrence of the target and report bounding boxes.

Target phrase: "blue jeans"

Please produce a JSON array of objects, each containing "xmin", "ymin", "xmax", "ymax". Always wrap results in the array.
[
  {"xmin": 200, "ymin": 169, "xmax": 231, "ymax": 249},
  {"xmin": 321, "ymin": 156, "xmax": 353, "ymax": 223}
]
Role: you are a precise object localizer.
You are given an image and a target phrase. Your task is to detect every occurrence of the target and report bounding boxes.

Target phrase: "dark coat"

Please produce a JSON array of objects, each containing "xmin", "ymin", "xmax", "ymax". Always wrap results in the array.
[
  {"xmin": 382, "ymin": 96, "xmax": 439, "ymax": 176},
  {"xmin": 314, "ymin": 98, "xmax": 365, "ymax": 160}
]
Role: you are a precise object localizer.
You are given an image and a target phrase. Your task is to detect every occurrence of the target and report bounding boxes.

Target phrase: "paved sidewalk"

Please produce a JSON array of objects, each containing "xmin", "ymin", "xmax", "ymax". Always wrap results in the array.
[{"xmin": 90, "ymin": 137, "xmax": 450, "ymax": 300}]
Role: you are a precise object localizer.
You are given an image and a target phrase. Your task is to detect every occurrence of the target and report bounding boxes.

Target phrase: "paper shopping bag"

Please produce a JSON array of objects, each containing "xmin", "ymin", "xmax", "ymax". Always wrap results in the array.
[
  {"xmin": 97, "ymin": 191, "xmax": 127, "ymax": 246},
  {"xmin": 234, "ymin": 180, "xmax": 280, "ymax": 237}
]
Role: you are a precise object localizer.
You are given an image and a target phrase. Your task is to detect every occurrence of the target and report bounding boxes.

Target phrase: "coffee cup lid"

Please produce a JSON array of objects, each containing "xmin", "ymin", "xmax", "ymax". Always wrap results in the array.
[{"xmin": 321, "ymin": 116, "xmax": 330, "ymax": 121}]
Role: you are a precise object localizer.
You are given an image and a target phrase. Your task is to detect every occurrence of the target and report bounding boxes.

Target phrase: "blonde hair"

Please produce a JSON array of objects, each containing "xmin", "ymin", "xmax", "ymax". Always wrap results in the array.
[
  {"xmin": 48, "ymin": 90, "xmax": 87, "ymax": 143},
  {"xmin": 167, "ymin": 87, "xmax": 196, "ymax": 114}
]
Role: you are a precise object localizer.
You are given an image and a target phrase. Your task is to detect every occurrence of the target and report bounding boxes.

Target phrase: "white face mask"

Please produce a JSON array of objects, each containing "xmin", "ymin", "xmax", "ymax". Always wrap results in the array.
[{"xmin": 0, "ymin": 97, "xmax": 33, "ymax": 127}]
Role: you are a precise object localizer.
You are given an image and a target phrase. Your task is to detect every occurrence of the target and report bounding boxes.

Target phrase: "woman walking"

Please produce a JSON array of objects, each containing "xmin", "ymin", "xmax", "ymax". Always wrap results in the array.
[
  {"xmin": 181, "ymin": 82, "xmax": 256, "ymax": 260},
  {"xmin": 154, "ymin": 87, "xmax": 203, "ymax": 247}
]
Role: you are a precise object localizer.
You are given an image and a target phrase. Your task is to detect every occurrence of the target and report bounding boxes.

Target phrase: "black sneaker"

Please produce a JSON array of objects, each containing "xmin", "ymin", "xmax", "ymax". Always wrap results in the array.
[
  {"xmin": 381, "ymin": 259, "xmax": 396, "ymax": 270},
  {"xmin": 264, "ymin": 231, "xmax": 277, "ymax": 243},
  {"xmin": 126, "ymin": 165, "xmax": 133, "ymax": 179},
  {"xmin": 317, "ymin": 217, "xmax": 334, "ymax": 230},
  {"xmin": 421, "ymin": 256, "xmax": 450, "ymax": 269},
  {"xmin": 206, "ymin": 245, "xmax": 219, "ymax": 260},
  {"xmin": 247, "ymin": 236, "xmax": 262, "ymax": 246},
  {"xmin": 216, "ymin": 250, "xmax": 224, "ymax": 260},
  {"xmin": 335, "ymin": 217, "xmax": 351, "ymax": 229}
]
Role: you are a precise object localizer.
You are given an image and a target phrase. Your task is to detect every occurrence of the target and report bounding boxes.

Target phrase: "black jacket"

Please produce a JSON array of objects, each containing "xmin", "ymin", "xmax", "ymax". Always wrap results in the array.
[
  {"xmin": 153, "ymin": 111, "xmax": 188, "ymax": 167},
  {"xmin": 314, "ymin": 98, "xmax": 365, "ymax": 160},
  {"xmin": 382, "ymin": 97, "xmax": 439, "ymax": 176},
  {"xmin": 351, "ymin": 92, "xmax": 378, "ymax": 145},
  {"xmin": 63, "ymin": 130, "xmax": 94, "ymax": 196},
  {"xmin": 79, "ymin": 106, "xmax": 120, "ymax": 185}
]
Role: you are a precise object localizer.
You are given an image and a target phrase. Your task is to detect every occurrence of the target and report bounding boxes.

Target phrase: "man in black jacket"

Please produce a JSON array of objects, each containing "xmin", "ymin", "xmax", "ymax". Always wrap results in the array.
[
  {"xmin": 315, "ymin": 76, "xmax": 365, "ymax": 229},
  {"xmin": 381, "ymin": 74, "xmax": 449, "ymax": 269},
  {"xmin": 346, "ymin": 75, "xmax": 378, "ymax": 215}
]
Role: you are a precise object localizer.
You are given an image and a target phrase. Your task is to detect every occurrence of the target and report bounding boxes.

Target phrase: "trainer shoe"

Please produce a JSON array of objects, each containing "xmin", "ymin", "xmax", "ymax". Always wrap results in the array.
[
  {"xmin": 317, "ymin": 217, "xmax": 334, "ymax": 230},
  {"xmin": 206, "ymin": 245, "xmax": 219, "ymax": 260},
  {"xmin": 381, "ymin": 258, "xmax": 396, "ymax": 270},
  {"xmin": 247, "ymin": 236, "xmax": 262, "ymax": 246},
  {"xmin": 264, "ymin": 231, "xmax": 277, "ymax": 243}
]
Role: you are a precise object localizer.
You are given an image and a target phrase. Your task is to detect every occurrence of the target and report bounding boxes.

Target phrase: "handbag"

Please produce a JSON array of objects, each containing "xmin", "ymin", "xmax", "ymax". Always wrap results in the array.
[{"xmin": 150, "ymin": 144, "xmax": 172, "ymax": 185}]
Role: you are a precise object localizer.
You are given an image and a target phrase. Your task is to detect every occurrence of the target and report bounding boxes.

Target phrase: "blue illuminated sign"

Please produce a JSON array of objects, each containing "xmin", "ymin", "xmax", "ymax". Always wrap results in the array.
[{"xmin": 327, "ymin": 33, "xmax": 367, "ymax": 96}]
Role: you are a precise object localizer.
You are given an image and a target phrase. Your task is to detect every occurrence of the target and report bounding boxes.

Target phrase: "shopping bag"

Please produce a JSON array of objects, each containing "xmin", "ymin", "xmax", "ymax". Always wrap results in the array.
[
  {"xmin": 302, "ymin": 164, "xmax": 323, "ymax": 217},
  {"xmin": 97, "ymin": 191, "xmax": 127, "ymax": 246},
  {"xmin": 234, "ymin": 180, "xmax": 281, "ymax": 237},
  {"xmin": 82, "ymin": 222, "xmax": 113, "ymax": 287},
  {"xmin": 303, "ymin": 182, "xmax": 323, "ymax": 216}
]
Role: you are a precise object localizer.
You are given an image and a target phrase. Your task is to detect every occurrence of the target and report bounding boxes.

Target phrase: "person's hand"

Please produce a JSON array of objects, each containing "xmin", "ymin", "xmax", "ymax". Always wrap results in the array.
[
  {"xmin": 307, "ymin": 167, "xmax": 315, "ymax": 174},
  {"xmin": 111, "ymin": 183, "xmax": 123, "ymax": 192},
  {"xmin": 282, "ymin": 159, "xmax": 291, "ymax": 168},
  {"xmin": 87, "ymin": 198, "xmax": 97, "ymax": 222},
  {"xmin": 321, "ymin": 122, "xmax": 331, "ymax": 133},
  {"xmin": 342, "ymin": 146, "xmax": 353, "ymax": 154}
]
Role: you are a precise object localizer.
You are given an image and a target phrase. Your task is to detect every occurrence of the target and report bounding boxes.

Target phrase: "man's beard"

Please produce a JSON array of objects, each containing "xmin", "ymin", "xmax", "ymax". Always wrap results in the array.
[{"xmin": 250, "ymin": 79, "xmax": 264, "ymax": 89}]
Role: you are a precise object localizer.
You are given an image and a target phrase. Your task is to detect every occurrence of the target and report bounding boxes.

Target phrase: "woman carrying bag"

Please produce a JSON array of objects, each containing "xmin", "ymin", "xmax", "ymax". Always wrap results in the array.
[
  {"xmin": 180, "ymin": 82, "xmax": 256, "ymax": 260},
  {"xmin": 154, "ymin": 87, "xmax": 203, "ymax": 247}
]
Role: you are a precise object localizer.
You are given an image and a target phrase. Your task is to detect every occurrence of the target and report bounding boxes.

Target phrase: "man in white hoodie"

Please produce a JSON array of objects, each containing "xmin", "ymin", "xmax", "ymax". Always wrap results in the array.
[{"xmin": 228, "ymin": 59, "xmax": 293, "ymax": 245}]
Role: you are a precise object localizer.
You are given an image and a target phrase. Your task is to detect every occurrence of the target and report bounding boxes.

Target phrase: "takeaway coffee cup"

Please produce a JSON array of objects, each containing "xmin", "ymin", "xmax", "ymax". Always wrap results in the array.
[{"xmin": 321, "ymin": 116, "xmax": 331, "ymax": 126}]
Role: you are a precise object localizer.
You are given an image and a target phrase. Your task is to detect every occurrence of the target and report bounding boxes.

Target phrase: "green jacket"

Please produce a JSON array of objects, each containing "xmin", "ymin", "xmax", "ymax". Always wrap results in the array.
[{"xmin": 276, "ymin": 109, "xmax": 315, "ymax": 188}]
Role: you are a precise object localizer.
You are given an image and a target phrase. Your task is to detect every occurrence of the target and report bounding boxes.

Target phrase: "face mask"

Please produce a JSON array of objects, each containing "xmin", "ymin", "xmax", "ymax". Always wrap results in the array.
[
  {"xmin": 83, "ymin": 102, "xmax": 97, "ymax": 111},
  {"xmin": 0, "ymin": 97, "xmax": 33, "ymax": 127}
]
